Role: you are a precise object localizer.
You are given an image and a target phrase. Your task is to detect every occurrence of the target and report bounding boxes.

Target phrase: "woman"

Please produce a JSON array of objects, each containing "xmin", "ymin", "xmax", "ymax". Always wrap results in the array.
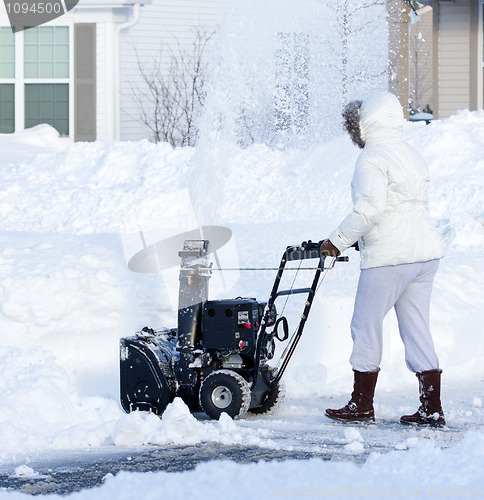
[{"xmin": 320, "ymin": 92, "xmax": 445, "ymax": 426}]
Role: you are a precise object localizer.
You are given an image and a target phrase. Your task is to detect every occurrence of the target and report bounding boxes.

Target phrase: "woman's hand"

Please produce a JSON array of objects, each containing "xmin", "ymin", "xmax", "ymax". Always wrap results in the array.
[{"xmin": 320, "ymin": 239, "xmax": 340, "ymax": 257}]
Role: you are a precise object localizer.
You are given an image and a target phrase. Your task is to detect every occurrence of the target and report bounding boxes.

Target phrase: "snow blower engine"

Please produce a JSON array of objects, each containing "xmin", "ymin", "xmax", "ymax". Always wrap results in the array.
[{"xmin": 120, "ymin": 239, "xmax": 348, "ymax": 419}]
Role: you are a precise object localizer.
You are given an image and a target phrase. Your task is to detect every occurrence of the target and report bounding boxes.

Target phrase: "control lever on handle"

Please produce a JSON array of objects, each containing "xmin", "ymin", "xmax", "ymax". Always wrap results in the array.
[{"xmin": 299, "ymin": 240, "xmax": 323, "ymax": 251}]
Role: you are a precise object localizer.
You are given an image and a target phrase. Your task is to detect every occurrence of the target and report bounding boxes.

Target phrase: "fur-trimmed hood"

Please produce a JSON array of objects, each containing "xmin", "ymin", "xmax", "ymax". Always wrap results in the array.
[{"xmin": 343, "ymin": 100, "xmax": 364, "ymax": 149}]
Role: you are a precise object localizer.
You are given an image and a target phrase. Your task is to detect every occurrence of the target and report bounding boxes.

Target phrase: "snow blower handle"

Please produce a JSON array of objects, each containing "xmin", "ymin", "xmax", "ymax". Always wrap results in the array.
[
  {"xmin": 252, "ymin": 239, "xmax": 350, "ymax": 392},
  {"xmin": 297, "ymin": 240, "xmax": 349, "ymax": 264}
]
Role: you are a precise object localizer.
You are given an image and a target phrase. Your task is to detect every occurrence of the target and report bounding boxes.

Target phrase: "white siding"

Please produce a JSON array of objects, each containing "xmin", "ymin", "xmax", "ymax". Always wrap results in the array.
[
  {"xmin": 438, "ymin": 2, "xmax": 472, "ymax": 118},
  {"xmin": 119, "ymin": 0, "xmax": 231, "ymax": 141}
]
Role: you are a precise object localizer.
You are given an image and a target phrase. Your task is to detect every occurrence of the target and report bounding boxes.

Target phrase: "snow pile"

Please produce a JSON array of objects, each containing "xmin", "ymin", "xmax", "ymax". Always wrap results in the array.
[
  {"xmin": 0, "ymin": 349, "xmax": 270, "ymax": 462},
  {"xmin": 343, "ymin": 427, "xmax": 364, "ymax": 454},
  {"xmin": 11, "ymin": 465, "xmax": 42, "ymax": 479},
  {"xmin": 0, "ymin": 339, "xmax": 270, "ymax": 462},
  {"xmin": 0, "ymin": 110, "xmax": 482, "ymax": 466},
  {"xmin": 112, "ymin": 398, "xmax": 270, "ymax": 448},
  {"xmin": 0, "ymin": 124, "xmax": 68, "ymax": 165},
  {"xmin": 0, "ymin": 344, "xmax": 119, "ymax": 462},
  {"xmin": 0, "ymin": 138, "xmax": 196, "ymax": 233}
]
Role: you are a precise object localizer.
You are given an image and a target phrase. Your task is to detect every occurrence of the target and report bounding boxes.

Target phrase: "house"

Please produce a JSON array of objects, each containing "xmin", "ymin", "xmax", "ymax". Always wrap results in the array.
[
  {"xmin": 0, "ymin": 0, "xmax": 481, "ymax": 143},
  {"xmin": 431, "ymin": 0, "xmax": 483, "ymax": 118},
  {"xmin": 0, "ymin": 0, "xmax": 229, "ymax": 142},
  {"xmin": 404, "ymin": 0, "xmax": 483, "ymax": 119}
]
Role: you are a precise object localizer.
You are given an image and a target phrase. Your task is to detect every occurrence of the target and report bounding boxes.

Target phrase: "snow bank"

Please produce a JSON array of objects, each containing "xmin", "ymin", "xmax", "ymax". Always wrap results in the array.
[
  {"xmin": 0, "ymin": 135, "xmax": 196, "ymax": 233},
  {"xmin": 0, "ymin": 345, "xmax": 121, "ymax": 463},
  {"xmin": 0, "ymin": 110, "xmax": 482, "ymax": 463}
]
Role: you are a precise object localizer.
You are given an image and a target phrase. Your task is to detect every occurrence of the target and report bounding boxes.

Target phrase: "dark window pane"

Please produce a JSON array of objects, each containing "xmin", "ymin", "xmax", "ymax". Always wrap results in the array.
[
  {"xmin": 0, "ymin": 84, "xmax": 15, "ymax": 133},
  {"xmin": 25, "ymin": 84, "xmax": 69, "ymax": 135}
]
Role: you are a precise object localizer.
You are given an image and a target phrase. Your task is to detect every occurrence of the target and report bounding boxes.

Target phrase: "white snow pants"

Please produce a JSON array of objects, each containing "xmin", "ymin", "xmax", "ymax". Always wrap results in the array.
[{"xmin": 349, "ymin": 259, "xmax": 440, "ymax": 374}]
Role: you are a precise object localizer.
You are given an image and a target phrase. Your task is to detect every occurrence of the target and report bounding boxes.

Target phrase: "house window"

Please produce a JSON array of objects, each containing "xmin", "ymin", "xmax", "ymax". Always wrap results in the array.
[
  {"xmin": 0, "ymin": 25, "xmax": 72, "ymax": 136},
  {"xmin": 24, "ymin": 27, "xmax": 69, "ymax": 78}
]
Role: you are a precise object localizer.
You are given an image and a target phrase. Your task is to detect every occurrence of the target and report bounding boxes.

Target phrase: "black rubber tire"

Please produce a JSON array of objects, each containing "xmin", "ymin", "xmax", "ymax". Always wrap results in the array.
[
  {"xmin": 199, "ymin": 370, "xmax": 251, "ymax": 420},
  {"xmin": 249, "ymin": 380, "xmax": 285, "ymax": 415}
]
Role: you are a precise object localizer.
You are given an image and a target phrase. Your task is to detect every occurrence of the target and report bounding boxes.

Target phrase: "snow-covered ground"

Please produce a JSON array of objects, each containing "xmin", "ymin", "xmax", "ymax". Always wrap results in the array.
[{"xmin": 0, "ymin": 110, "xmax": 483, "ymax": 497}]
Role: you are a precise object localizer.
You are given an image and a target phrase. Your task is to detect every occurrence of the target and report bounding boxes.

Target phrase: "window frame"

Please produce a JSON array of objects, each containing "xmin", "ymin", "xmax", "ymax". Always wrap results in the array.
[
  {"xmin": 0, "ymin": 21, "xmax": 74, "ymax": 137},
  {"xmin": 0, "ymin": 27, "xmax": 16, "ymax": 132}
]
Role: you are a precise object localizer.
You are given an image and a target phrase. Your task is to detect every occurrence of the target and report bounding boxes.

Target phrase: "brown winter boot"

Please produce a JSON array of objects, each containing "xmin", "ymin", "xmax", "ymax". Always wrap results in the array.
[
  {"xmin": 325, "ymin": 370, "xmax": 379, "ymax": 423},
  {"xmin": 400, "ymin": 369, "xmax": 445, "ymax": 427}
]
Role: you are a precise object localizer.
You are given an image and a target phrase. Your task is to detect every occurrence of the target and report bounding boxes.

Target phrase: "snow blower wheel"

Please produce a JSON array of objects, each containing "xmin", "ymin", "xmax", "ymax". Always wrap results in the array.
[
  {"xmin": 249, "ymin": 380, "xmax": 285, "ymax": 415},
  {"xmin": 199, "ymin": 370, "xmax": 251, "ymax": 420}
]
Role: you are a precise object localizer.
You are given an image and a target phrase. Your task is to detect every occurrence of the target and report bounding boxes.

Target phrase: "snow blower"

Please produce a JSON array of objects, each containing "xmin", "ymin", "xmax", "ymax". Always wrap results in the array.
[{"xmin": 120, "ymin": 239, "xmax": 348, "ymax": 419}]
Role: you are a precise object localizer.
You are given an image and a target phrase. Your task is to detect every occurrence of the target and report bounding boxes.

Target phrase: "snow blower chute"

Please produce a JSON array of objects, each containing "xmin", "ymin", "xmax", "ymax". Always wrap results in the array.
[{"xmin": 120, "ymin": 239, "xmax": 348, "ymax": 419}]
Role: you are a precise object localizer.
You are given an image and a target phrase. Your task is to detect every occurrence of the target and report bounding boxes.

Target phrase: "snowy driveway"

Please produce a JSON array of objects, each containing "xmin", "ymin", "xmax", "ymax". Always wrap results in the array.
[{"xmin": 1, "ymin": 389, "xmax": 480, "ymax": 496}]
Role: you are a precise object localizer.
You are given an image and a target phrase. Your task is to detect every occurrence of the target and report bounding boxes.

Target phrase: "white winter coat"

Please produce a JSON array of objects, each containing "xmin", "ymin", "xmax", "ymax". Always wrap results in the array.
[{"xmin": 329, "ymin": 93, "xmax": 443, "ymax": 269}]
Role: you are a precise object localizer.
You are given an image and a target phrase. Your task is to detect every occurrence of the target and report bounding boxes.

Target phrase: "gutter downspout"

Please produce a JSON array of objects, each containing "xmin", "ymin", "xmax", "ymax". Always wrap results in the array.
[{"xmin": 114, "ymin": 3, "xmax": 141, "ymax": 140}]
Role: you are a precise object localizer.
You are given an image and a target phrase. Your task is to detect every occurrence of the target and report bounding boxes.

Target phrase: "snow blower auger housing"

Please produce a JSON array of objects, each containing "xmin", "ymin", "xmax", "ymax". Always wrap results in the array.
[{"xmin": 120, "ymin": 239, "xmax": 348, "ymax": 419}]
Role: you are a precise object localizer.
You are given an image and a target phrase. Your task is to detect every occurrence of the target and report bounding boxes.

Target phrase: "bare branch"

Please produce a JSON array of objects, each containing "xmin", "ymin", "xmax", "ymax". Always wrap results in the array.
[{"xmin": 130, "ymin": 27, "xmax": 214, "ymax": 146}]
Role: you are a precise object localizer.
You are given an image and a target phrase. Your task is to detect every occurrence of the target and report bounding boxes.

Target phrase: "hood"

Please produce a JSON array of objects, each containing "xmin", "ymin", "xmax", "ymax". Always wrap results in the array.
[{"xmin": 360, "ymin": 92, "xmax": 404, "ymax": 146}]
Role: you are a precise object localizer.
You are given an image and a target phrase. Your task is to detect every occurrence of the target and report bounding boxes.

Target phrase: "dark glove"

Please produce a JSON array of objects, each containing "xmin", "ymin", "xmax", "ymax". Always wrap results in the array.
[{"xmin": 320, "ymin": 239, "xmax": 340, "ymax": 257}]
